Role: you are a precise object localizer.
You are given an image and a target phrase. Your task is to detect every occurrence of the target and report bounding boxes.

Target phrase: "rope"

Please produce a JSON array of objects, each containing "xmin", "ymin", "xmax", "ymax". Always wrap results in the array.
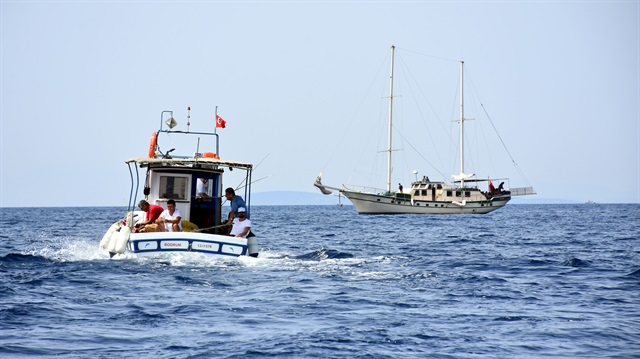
[
  {"xmin": 480, "ymin": 103, "xmax": 533, "ymax": 187},
  {"xmin": 193, "ymin": 223, "xmax": 230, "ymax": 233}
]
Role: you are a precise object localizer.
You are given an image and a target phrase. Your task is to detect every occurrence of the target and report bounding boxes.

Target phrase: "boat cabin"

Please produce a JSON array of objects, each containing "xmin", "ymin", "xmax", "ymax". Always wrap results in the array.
[
  {"xmin": 410, "ymin": 180, "xmax": 496, "ymax": 202},
  {"xmin": 127, "ymin": 156, "xmax": 253, "ymax": 234}
]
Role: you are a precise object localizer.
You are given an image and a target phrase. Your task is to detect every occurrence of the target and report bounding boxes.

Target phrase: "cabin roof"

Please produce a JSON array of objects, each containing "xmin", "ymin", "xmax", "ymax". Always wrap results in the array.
[{"xmin": 126, "ymin": 157, "xmax": 253, "ymax": 170}]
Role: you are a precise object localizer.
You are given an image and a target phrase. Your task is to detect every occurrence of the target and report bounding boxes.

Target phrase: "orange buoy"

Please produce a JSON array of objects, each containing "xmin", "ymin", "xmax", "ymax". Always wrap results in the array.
[
  {"xmin": 148, "ymin": 132, "xmax": 157, "ymax": 158},
  {"xmin": 203, "ymin": 152, "xmax": 215, "ymax": 158}
]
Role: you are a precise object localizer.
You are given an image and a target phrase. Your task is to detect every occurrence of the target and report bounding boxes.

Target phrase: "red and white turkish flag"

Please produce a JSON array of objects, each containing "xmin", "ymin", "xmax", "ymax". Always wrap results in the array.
[{"xmin": 216, "ymin": 114, "xmax": 226, "ymax": 129}]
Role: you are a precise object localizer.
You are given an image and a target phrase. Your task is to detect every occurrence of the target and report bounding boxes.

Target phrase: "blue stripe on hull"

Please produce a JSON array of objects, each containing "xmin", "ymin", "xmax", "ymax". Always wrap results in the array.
[{"xmin": 127, "ymin": 238, "xmax": 248, "ymax": 257}]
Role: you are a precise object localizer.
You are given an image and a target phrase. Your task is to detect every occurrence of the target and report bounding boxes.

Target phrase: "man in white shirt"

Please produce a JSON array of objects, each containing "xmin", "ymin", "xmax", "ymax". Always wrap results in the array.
[
  {"xmin": 229, "ymin": 207, "xmax": 252, "ymax": 238},
  {"xmin": 157, "ymin": 199, "xmax": 182, "ymax": 232},
  {"xmin": 196, "ymin": 178, "xmax": 209, "ymax": 198}
]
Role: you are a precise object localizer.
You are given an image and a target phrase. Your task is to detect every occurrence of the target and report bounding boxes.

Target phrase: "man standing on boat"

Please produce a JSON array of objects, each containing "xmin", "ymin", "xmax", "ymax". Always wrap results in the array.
[
  {"xmin": 136, "ymin": 199, "xmax": 164, "ymax": 232},
  {"xmin": 224, "ymin": 187, "xmax": 246, "ymax": 225}
]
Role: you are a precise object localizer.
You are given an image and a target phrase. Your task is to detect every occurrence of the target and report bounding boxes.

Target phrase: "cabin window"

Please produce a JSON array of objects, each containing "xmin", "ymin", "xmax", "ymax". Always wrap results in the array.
[
  {"xmin": 446, "ymin": 190, "xmax": 452, "ymax": 197},
  {"xmin": 421, "ymin": 190, "xmax": 427, "ymax": 196},
  {"xmin": 159, "ymin": 176, "xmax": 188, "ymax": 200},
  {"xmin": 196, "ymin": 178, "xmax": 213, "ymax": 198},
  {"xmin": 465, "ymin": 191, "xmax": 471, "ymax": 197},
  {"xmin": 456, "ymin": 191, "xmax": 462, "ymax": 197}
]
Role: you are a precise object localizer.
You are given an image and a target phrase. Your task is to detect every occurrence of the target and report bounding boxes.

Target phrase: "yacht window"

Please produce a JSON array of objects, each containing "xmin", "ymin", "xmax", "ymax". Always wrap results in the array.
[
  {"xmin": 465, "ymin": 191, "xmax": 471, "ymax": 197},
  {"xmin": 159, "ymin": 176, "xmax": 188, "ymax": 200},
  {"xmin": 446, "ymin": 190, "xmax": 452, "ymax": 197}
]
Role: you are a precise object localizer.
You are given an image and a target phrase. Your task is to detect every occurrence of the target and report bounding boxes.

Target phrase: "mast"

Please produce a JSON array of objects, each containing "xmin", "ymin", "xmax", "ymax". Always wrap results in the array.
[
  {"xmin": 459, "ymin": 61, "xmax": 465, "ymax": 189},
  {"xmin": 387, "ymin": 45, "xmax": 395, "ymax": 193}
]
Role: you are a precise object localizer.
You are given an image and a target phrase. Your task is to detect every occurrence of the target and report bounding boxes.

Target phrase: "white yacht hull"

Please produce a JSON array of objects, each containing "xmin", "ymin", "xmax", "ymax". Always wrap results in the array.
[{"xmin": 341, "ymin": 190, "xmax": 510, "ymax": 214}]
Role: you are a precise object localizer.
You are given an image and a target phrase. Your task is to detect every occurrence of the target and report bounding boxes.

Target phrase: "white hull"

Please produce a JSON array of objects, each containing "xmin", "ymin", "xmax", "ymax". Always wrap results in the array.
[
  {"xmin": 342, "ymin": 190, "xmax": 510, "ymax": 214},
  {"xmin": 127, "ymin": 232, "xmax": 256, "ymax": 257}
]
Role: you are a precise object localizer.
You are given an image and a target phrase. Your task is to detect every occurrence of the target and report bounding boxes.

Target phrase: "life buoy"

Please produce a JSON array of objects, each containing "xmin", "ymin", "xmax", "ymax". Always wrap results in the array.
[{"xmin": 148, "ymin": 132, "xmax": 157, "ymax": 158}]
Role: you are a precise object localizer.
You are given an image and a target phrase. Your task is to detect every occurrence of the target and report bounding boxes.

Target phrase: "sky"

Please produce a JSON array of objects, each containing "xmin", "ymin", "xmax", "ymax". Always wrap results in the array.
[{"xmin": 1, "ymin": 0, "xmax": 638, "ymax": 207}]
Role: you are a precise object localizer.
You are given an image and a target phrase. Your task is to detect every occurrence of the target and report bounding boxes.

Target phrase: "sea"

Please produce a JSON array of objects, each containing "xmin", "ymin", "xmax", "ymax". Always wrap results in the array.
[{"xmin": 0, "ymin": 204, "xmax": 638, "ymax": 358}]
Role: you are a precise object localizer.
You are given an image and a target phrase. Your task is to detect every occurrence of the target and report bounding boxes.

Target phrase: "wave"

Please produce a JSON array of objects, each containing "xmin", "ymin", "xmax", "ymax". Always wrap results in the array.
[
  {"xmin": 625, "ymin": 268, "xmax": 640, "ymax": 278},
  {"xmin": 294, "ymin": 248, "xmax": 354, "ymax": 260},
  {"xmin": 563, "ymin": 257, "xmax": 591, "ymax": 267},
  {"xmin": 0, "ymin": 253, "xmax": 53, "ymax": 264}
]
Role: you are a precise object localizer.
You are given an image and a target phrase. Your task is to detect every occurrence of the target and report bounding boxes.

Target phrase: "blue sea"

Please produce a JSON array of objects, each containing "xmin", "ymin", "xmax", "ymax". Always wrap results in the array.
[{"xmin": 1, "ymin": 204, "xmax": 639, "ymax": 358}]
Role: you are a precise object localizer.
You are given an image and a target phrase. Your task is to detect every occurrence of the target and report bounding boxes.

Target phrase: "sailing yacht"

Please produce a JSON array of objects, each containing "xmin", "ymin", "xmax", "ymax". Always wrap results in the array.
[{"xmin": 314, "ymin": 46, "xmax": 535, "ymax": 214}]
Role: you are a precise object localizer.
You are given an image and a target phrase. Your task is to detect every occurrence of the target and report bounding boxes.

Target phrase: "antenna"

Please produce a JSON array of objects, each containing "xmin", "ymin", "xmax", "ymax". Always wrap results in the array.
[{"xmin": 187, "ymin": 106, "xmax": 191, "ymax": 132}]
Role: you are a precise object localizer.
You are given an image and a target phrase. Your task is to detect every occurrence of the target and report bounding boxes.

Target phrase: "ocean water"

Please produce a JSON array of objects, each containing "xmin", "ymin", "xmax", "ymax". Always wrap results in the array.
[{"xmin": 0, "ymin": 204, "xmax": 638, "ymax": 358}]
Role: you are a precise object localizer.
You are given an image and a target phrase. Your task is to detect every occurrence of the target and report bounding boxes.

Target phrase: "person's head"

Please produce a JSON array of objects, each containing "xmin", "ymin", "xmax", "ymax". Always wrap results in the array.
[
  {"xmin": 237, "ymin": 207, "xmax": 246, "ymax": 218},
  {"xmin": 167, "ymin": 199, "xmax": 176, "ymax": 211},
  {"xmin": 225, "ymin": 187, "xmax": 235, "ymax": 200},
  {"xmin": 138, "ymin": 200, "xmax": 149, "ymax": 211}
]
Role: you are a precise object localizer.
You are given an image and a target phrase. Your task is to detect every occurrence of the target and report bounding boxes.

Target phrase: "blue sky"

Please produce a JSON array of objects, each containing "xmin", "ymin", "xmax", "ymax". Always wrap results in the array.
[{"xmin": 1, "ymin": 1, "xmax": 638, "ymax": 207}]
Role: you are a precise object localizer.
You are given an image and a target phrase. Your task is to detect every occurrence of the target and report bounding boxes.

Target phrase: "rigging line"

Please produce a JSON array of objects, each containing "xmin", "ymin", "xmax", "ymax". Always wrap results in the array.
[
  {"xmin": 235, "ymin": 176, "xmax": 269, "ymax": 192},
  {"xmin": 234, "ymin": 153, "xmax": 269, "ymax": 192},
  {"xmin": 395, "ymin": 47, "xmax": 458, "ymax": 63},
  {"xmin": 321, "ymin": 50, "xmax": 391, "ymax": 172},
  {"xmin": 395, "ymin": 52, "xmax": 450, "ymax": 174},
  {"xmin": 253, "ymin": 153, "xmax": 270, "ymax": 171},
  {"xmin": 392, "ymin": 123, "xmax": 447, "ymax": 178},
  {"xmin": 462, "ymin": 64, "xmax": 530, "ymax": 184},
  {"xmin": 480, "ymin": 103, "xmax": 533, "ymax": 187}
]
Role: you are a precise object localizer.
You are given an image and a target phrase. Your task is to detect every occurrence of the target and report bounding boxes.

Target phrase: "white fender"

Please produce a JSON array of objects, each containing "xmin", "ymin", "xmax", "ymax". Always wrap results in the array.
[
  {"xmin": 247, "ymin": 237, "xmax": 259, "ymax": 257},
  {"xmin": 100, "ymin": 221, "xmax": 121, "ymax": 249},
  {"xmin": 115, "ymin": 226, "xmax": 131, "ymax": 254},
  {"xmin": 107, "ymin": 228, "xmax": 120, "ymax": 253}
]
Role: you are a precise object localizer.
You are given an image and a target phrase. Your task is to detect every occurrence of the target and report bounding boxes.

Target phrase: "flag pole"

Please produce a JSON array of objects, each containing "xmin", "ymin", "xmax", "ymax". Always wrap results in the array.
[
  {"xmin": 214, "ymin": 106, "xmax": 218, "ymax": 135},
  {"xmin": 214, "ymin": 105, "xmax": 219, "ymax": 156}
]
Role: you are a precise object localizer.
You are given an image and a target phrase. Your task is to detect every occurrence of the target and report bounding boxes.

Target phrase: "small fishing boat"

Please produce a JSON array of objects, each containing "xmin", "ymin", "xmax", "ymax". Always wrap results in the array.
[
  {"xmin": 314, "ymin": 46, "xmax": 535, "ymax": 214},
  {"xmin": 100, "ymin": 109, "xmax": 259, "ymax": 258}
]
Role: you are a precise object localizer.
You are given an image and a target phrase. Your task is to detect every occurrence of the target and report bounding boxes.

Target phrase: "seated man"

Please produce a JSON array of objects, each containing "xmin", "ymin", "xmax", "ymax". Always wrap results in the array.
[
  {"xmin": 229, "ymin": 207, "xmax": 252, "ymax": 238},
  {"xmin": 157, "ymin": 199, "xmax": 182, "ymax": 232},
  {"xmin": 136, "ymin": 199, "xmax": 164, "ymax": 232}
]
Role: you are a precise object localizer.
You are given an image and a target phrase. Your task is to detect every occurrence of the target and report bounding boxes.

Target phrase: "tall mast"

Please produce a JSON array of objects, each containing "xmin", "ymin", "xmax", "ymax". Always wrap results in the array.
[
  {"xmin": 459, "ymin": 61, "xmax": 465, "ymax": 189},
  {"xmin": 387, "ymin": 45, "xmax": 395, "ymax": 193}
]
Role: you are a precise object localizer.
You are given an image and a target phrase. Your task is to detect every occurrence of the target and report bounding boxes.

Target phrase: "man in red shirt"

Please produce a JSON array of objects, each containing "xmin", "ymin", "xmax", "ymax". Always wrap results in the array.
[{"xmin": 136, "ymin": 200, "xmax": 165, "ymax": 232}]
